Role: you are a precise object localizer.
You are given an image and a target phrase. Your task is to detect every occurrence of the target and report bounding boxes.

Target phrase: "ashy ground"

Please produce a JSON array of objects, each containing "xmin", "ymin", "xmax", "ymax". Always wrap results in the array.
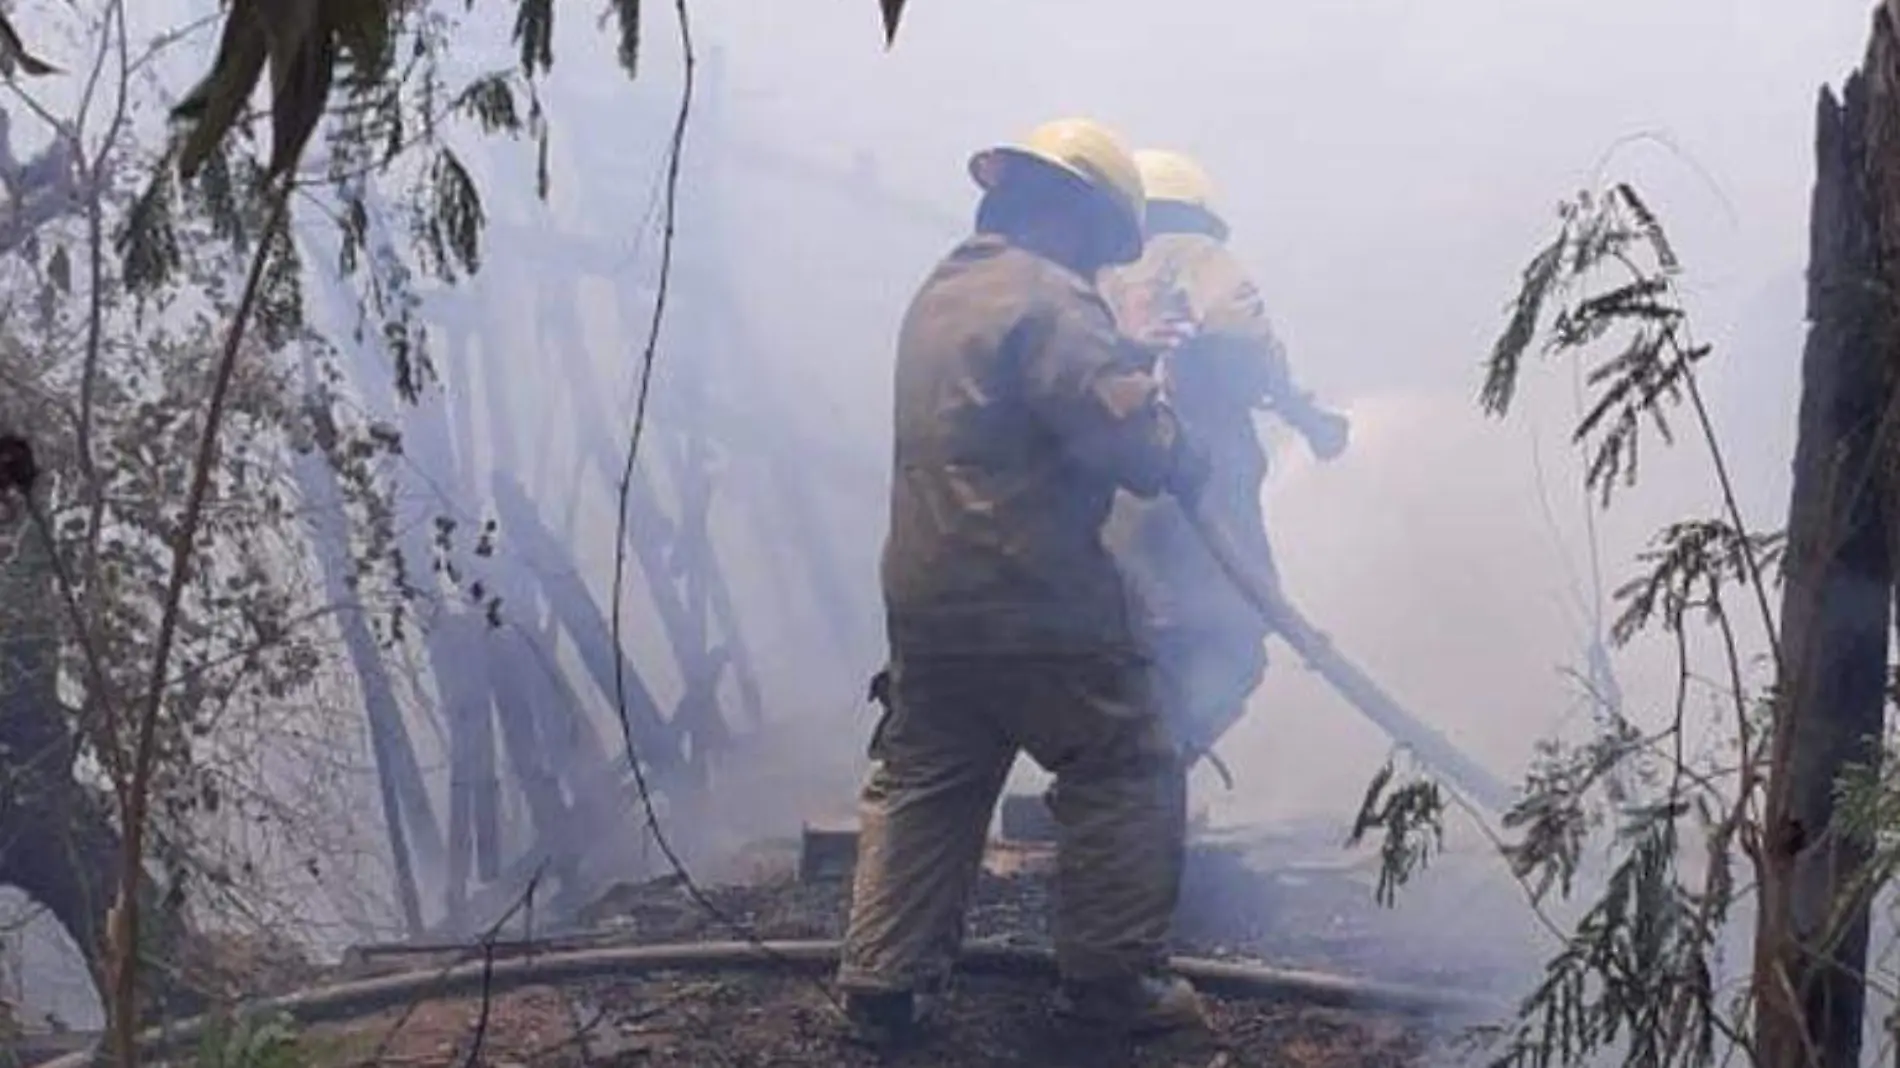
[{"xmin": 32, "ymin": 821, "xmax": 1529, "ymax": 1067}]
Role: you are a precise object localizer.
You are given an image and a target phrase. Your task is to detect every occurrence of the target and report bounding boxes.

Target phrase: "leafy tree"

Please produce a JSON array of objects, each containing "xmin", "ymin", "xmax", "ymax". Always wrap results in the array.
[
  {"xmin": 1354, "ymin": 179, "xmax": 1790, "ymax": 1067},
  {"xmin": 0, "ymin": 0, "xmax": 416, "ymax": 1031},
  {"xmin": 0, "ymin": 2, "xmax": 907, "ymax": 1063}
]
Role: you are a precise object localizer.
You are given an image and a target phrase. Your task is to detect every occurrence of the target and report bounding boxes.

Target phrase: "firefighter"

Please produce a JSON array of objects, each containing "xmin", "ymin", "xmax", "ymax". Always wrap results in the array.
[
  {"xmin": 836, "ymin": 118, "xmax": 1212, "ymax": 1045},
  {"xmin": 1101, "ymin": 148, "xmax": 1350, "ymax": 781}
]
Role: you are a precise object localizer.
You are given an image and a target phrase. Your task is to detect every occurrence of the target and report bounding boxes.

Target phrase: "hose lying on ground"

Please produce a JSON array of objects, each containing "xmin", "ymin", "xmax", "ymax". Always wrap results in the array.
[{"xmin": 31, "ymin": 939, "xmax": 1504, "ymax": 1067}]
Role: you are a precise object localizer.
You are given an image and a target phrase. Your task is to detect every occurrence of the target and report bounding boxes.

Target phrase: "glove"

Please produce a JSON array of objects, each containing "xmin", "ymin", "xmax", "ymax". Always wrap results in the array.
[
  {"xmin": 1138, "ymin": 314, "xmax": 1199, "ymax": 357},
  {"xmin": 1299, "ymin": 407, "xmax": 1350, "ymax": 462},
  {"xmin": 1167, "ymin": 427, "xmax": 1212, "ymax": 506},
  {"xmin": 1121, "ymin": 278, "xmax": 1200, "ymax": 356}
]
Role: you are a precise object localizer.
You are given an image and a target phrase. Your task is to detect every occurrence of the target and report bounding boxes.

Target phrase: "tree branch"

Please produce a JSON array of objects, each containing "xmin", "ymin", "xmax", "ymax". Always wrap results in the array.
[{"xmin": 108, "ymin": 178, "xmax": 292, "ymax": 1068}]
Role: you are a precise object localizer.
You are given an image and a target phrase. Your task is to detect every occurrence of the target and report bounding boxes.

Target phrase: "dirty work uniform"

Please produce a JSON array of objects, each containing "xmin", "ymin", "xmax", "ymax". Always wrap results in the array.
[
  {"xmin": 1100, "ymin": 230, "xmax": 1299, "ymax": 759},
  {"xmin": 839, "ymin": 232, "xmax": 1191, "ymax": 995}
]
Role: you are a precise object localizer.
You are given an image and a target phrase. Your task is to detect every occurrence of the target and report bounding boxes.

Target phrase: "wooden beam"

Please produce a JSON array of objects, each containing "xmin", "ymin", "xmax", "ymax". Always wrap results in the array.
[
  {"xmin": 541, "ymin": 298, "xmax": 755, "ymax": 742},
  {"xmin": 288, "ymin": 434, "xmax": 440, "ymax": 934},
  {"xmin": 482, "ymin": 627, "xmax": 581, "ymax": 886},
  {"xmin": 488, "ymin": 475, "xmax": 676, "ymax": 765}
]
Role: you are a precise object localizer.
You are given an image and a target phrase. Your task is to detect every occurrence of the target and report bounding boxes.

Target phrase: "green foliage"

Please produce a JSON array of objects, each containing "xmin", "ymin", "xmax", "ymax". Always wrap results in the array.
[
  {"xmin": 1501, "ymin": 721, "xmax": 1647, "ymax": 904},
  {"xmin": 1611, "ymin": 521, "xmax": 1784, "ymax": 645},
  {"xmin": 1348, "ymin": 758, "xmax": 1446, "ymax": 907},
  {"xmin": 1357, "ymin": 182, "xmax": 1784, "ymax": 1067},
  {"xmin": 0, "ymin": 0, "xmax": 906, "ymax": 1027},
  {"xmin": 1481, "ymin": 184, "xmax": 1708, "ymax": 507},
  {"xmin": 256, "ymin": 213, "xmax": 307, "ymax": 350},
  {"xmin": 118, "ymin": 172, "xmax": 181, "ymax": 297},
  {"xmin": 1475, "ymin": 811, "xmax": 1726, "ymax": 1068},
  {"xmin": 0, "ymin": 1, "xmax": 424, "ymax": 992},
  {"xmin": 303, "ymin": 11, "xmax": 545, "ymax": 403},
  {"xmin": 128, "ymin": 0, "xmax": 896, "ymax": 412},
  {"xmin": 171, "ymin": 1, "xmax": 329, "ymax": 178},
  {"xmin": 166, "ymin": 0, "xmax": 661, "ymax": 184},
  {"xmin": 192, "ymin": 1009, "xmax": 301, "ymax": 1068},
  {"xmin": 120, "ymin": 0, "xmax": 615, "ymax": 412},
  {"xmin": 455, "ymin": 73, "xmax": 524, "ymax": 134},
  {"xmin": 416, "ymin": 148, "xmax": 485, "ymax": 281}
]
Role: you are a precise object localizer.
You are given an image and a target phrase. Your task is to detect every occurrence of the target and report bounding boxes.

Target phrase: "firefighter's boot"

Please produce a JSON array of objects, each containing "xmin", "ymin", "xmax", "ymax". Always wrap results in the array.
[{"xmin": 1054, "ymin": 972, "xmax": 1209, "ymax": 1035}]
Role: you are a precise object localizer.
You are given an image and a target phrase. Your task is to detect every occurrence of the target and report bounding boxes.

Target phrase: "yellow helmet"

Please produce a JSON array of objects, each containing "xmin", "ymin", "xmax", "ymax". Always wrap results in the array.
[
  {"xmin": 969, "ymin": 117, "xmax": 1146, "ymax": 263},
  {"xmin": 1133, "ymin": 149, "xmax": 1220, "ymax": 219}
]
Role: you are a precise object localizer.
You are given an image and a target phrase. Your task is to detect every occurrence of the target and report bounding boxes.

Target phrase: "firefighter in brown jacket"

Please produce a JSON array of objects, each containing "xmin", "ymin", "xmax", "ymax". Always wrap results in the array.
[
  {"xmin": 1101, "ymin": 149, "xmax": 1349, "ymax": 779},
  {"xmin": 836, "ymin": 119, "xmax": 1213, "ymax": 1045}
]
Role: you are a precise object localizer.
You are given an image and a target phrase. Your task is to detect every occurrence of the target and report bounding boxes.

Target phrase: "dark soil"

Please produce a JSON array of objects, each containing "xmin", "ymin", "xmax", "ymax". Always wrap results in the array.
[
  {"xmin": 288, "ymin": 970, "xmax": 1429, "ymax": 1068},
  {"xmin": 569, "ymin": 837, "xmax": 1509, "ymax": 993},
  {"xmin": 562, "ymin": 969, "xmax": 1428, "ymax": 1068},
  {"xmin": 283, "ymin": 835, "xmax": 1512, "ymax": 1067}
]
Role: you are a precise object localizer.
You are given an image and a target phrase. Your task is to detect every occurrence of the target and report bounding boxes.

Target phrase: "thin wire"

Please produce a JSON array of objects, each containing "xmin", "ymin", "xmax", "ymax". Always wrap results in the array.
[
  {"xmin": 355, "ymin": 867, "xmax": 546, "ymax": 1066},
  {"xmin": 609, "ymin": 0, "xmax": 693, "ymax": 872},
  {"xmin": 1585, "ymin": 129, "xmax": 1741, "ymax": 233},
  {"xmin": 601, "ymin": 0, "xmax": 847, "ymax": 1014}
]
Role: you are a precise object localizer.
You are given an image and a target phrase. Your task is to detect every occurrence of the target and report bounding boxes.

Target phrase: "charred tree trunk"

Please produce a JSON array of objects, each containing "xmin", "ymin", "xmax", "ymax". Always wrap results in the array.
[{"xmin": 1753, "ymin": 69, "xmax": 1894, "ymax": 1067}]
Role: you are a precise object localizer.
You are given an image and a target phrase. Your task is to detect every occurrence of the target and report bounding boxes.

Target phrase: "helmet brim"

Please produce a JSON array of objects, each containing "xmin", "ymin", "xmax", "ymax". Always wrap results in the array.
[
  {"xmin": 968, "ymin": 146, "xmax": 1143, "ymax": 265},
  {"xmin": 1144, "ymin": 198, "xmax": 1231, "ymax": 243}
]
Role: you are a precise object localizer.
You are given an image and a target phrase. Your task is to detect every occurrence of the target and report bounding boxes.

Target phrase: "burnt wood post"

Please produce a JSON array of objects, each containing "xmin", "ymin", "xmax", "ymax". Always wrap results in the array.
[
  {"xmin": 489, "ymin": 475, "xmax": 678, "ymax": 769},
  {"xmin": 454, "ymin": 300, "xmax": 602, "ymax": 899},
  {"xmin": 290, "ymin": 380, "xmax": 442, "ymax": 935},
  {"xmin": 431, "ymin": 312, "xmax": 507, "ymax": 891},
  {"xmin": 320, "ymin": 271, "xmax": 496, "ymax": 928},
  {"xmin": 1753, "ymin": 64, "xmax": 1894, "ymax": 1065}
]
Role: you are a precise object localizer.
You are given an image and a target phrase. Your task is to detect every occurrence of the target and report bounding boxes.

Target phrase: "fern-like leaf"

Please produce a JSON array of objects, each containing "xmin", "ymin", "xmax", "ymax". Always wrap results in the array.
[
  {"xmin": 514, "ymin": 0, "xmax": 555, "ymax": 76},
  {"xmin": 880, "ymin": 0, "xmax": 908, "ymax": 45},
  {"xmin": 1483, "ymin": 224, "xmax": 1569, "ymax": 416},
  {"xmin": 454, "ymin": 73, "xmax": 522, "ymax": 135},
  {"xmin": 606, "ymin": 0, "xmax": 641, "ymax": 77},
  {"xmin": 117, "ymin": 174, "xmax": 182, "ymax": 295},
  {"xmin": 0, "ymin": 12, "xmax": 59, "ymax": 76}
]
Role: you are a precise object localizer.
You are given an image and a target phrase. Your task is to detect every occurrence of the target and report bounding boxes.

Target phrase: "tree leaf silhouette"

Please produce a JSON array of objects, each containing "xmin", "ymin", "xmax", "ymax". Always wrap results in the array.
[
  {"xmin": 0, "ymin": 13, "xmax": 60, "ymax": 77},
  {"xmin": 172, "ymin": 0, "xmax": 371, "ymax": 180},
  {"xmin": 880, "ymin": 0, "xmax": 906, "ymax": 45}
]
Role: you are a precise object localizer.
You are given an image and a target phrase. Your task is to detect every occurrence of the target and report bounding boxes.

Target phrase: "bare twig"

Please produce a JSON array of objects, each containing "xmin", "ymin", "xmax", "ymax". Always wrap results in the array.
[
  {"xmin": 76, "ymin": 0, "xmax": 132, "ymax": 491},
  {"xmin": 71, "ymin": 0, "xmax": 121, "ymax": 140},
  {"xmin": 458, "ymin": 943, "xmax": 496, "ymax": 1068},
  {"xmin": 106, "ymin": 177, "xmax": 292, "ymax": 1068}
]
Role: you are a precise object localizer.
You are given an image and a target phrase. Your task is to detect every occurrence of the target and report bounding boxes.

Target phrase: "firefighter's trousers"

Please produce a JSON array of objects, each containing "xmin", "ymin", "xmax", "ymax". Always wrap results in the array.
[{"xmin": 836, "ymin": 654, "xmax": 1187, "ymax": 994}]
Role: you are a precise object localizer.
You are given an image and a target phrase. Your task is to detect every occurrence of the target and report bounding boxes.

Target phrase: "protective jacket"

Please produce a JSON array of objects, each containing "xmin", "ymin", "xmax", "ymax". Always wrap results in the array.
[
  {"xmin": 1099, "ymin": 231, "xmax": 1287, "ymax": 642},
  {"xmin": 881, "ymin": 232, "xmax": 1186, "ymax": 658}
]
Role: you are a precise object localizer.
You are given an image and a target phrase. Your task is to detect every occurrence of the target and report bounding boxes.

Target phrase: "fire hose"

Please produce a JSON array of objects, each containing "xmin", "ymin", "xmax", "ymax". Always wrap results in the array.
[
  {"xmin": 27, "ymin": 939, "xmax": 1501, "ymax": 1067},
  {"xmin": 1179, "ymin": 495, "xmax": 1514, "ymax": 815}
]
